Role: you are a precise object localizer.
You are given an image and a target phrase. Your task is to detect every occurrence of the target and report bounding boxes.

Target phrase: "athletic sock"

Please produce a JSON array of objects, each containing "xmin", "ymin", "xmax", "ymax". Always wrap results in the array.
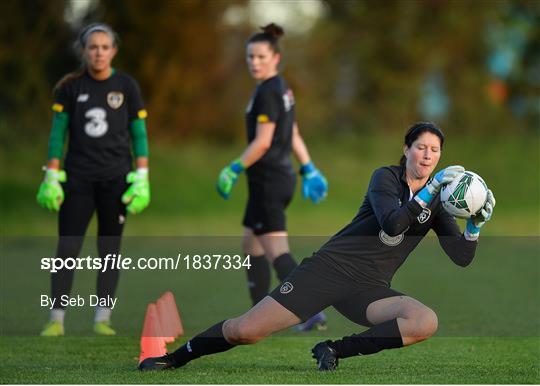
[
  {"xmin": 94, "ymin": 306, "xmax": 112, "ymax": 323},
  {"xmin": 272, "ymin": 253, "xmax": 298, "ymax": 282},
  {"xmin": 328, "ymin": 319, "xmax": 403, "ymax": 358},
  {"xmin": 50, "ymin": 308, "xmax": 65, "ymax": 323},
  {"xmin": 245, "ymin": 254, "xmax": 271, "ymax": 306},
  {"xmin": 171, "ymin": 320, "xmax": 234, "ymax": 366}
]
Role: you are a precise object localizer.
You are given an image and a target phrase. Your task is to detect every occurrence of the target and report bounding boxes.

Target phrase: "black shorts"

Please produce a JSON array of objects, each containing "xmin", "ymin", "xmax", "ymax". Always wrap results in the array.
[
  {"xmin": 269, "ymin": 255, "xmax": 404, "ymax": 327},
  {"xmin": 242, "ymin": 171, "xmax": 296, "ymax": 235}
]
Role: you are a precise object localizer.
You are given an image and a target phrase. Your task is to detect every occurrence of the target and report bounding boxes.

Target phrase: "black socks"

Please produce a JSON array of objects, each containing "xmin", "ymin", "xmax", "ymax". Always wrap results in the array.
[
  {"xmin": 245, "ymin": 255, "xmax": 271, "ymax": 305},
  {"xmin": 272, "ymin": 253, "xmax": 298, "ymax": 282},
  {"xmin": 328, "ymin": 319, "xmax": 403, "ymax": 358},
  {"xmin": 171, "ymin": 320, "xmax": 234, "ymax": 366}
]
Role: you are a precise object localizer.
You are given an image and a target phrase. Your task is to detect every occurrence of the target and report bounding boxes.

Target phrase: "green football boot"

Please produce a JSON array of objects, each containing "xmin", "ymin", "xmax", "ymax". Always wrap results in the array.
[
  {"xmin": 94, "ymin": 321, "xmax": 116, "ymax": 336},
  {"xmin": 40, "ymin": 321, "xmax": 64, "ymax": 337}
]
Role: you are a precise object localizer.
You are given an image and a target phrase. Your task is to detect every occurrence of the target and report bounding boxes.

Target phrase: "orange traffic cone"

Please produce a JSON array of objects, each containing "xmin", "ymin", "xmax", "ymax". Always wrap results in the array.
[
  {"xmin": 161, "ymin": 291, "xmax": 184, "ymax": 337},
  {"xmin": 139, "ymin": 303, "xmax": 167, "ymax": 362},
  {"xmin": 157, "ymin": 297, "xmax": 175, "ymax": 343}
]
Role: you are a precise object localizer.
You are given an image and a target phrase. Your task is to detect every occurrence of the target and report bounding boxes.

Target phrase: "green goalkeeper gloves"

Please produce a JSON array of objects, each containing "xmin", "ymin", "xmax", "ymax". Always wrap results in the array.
[
  {"xmin": 122, "ymin": 168, "xmax": 150, "ymax": 214},
  {"xmin": 36, "ymin": 168, "xmax": 67, "ymax": 212},
  {"xmin": 216, "ymin": 159, "xmax": 245, "ymax": 199}
]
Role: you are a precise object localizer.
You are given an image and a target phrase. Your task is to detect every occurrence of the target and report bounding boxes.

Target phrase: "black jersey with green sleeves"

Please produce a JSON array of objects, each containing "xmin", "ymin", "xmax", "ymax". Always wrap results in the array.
[
  {"xmin": 53, "ymin": 71, "xmax": 146, "ymax": 180},
  {"xmin": 316, "ymin": 165, "xmax": 478, "ymax": 287},
  {"xmin": 245, "ymin": 75, "xmax": 295, "ymax": 174}
]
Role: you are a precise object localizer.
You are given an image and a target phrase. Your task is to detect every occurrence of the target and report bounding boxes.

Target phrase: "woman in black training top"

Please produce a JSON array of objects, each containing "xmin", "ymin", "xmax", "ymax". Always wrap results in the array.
[
  {"xmin": 37, "ymin": 23, "xmax": 150, "ymax": 336},
  {"xmin": 215, "ymin": 24, "xmax": 329, "ymax": 331}
]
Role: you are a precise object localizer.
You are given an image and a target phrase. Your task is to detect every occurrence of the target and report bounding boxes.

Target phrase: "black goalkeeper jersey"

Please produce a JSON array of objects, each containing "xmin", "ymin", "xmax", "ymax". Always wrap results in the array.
[
  {"xmin": 245, "ymin": 75, "xmax": 295, "ymax": 181},
  {"xmin": 53, "ymin": 70, "xmax": 145, "ymax": 180},
  {"xmin": 317, "ymin": 165, "xmax": 478, "ymax": 286}
]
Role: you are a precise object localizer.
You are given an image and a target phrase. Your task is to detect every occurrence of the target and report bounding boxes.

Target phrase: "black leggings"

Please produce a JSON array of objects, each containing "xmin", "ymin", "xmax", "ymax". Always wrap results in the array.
[{"xmin": 51, "ymin": 174, "xmax": 128, "ymax": 309}]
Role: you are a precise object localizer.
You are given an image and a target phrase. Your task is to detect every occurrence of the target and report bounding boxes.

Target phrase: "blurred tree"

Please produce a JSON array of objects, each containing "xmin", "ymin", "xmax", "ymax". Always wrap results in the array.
[
  {"xmin": 0, "ymin": 0, "xmax": 536, "ymax": 148},
  {"xmin": 100, "ymin": 0, "xmax": 248, "ymax": 141},
  {"xmin": 0, "ymin": 0, "xmax": 75, "ymax": 144},
  {"xmin": 296, "ymin": 0, "xmax": 535, "ymax": 136}
]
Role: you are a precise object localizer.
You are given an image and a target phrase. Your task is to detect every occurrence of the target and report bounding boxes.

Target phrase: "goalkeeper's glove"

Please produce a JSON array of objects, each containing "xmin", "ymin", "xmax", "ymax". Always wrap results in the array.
[
  {"xmin": 300, "ymin": 161, "xmax": 328, "ymax": 204},
  {"xmin": 36, "ymin": 168, "xmax": 67, "ymax": 212},
  {"xmin": 216, "ymin": 159, "xmax": 245, "ymax": 199},
  {"xmin": 122, "ymin": 168, "xmax": 150, "ymax": 214},
  {"xmin": 415, "ymin": 165, "xmax": 465, "ymax": 207},
  {"xmin": 465, "ymin": 189, "xmax": 496, "ymax": 240}
]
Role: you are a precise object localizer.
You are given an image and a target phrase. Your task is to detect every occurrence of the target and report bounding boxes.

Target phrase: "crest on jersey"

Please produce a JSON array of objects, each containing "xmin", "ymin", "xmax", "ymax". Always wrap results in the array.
[
  {"xmin": 107, "ymin": 92, "xmax": 124, "ymax": 109},
  {"xmin": 417, "ymin": 207, "xmax": 431, "ymax": 224},
  {"xmin": 280, "ymin": 282, "xmax": 294, "ymax": 294},
  {"xmin": 379, "ymin": 229, "xmax": 405, "ymax": 246}
]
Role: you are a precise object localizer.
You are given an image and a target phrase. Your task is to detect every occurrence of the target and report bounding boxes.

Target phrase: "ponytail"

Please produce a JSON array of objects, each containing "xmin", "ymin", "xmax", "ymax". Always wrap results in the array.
[{"xmin": 247, "ymin": 23, "xmax": 284, "ymax": 53}]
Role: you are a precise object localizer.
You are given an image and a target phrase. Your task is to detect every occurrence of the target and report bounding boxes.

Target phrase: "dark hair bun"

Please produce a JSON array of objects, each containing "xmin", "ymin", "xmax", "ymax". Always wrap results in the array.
[{"xmin": 261, "ymin": 23, "xmax": 284, "ymax": 38}]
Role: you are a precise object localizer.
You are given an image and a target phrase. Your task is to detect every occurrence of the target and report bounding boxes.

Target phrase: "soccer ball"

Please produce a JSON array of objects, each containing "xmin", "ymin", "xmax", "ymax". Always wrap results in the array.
[{"xmin": 440, "ymin": 171, "xmax": 488, "ymax": 219}]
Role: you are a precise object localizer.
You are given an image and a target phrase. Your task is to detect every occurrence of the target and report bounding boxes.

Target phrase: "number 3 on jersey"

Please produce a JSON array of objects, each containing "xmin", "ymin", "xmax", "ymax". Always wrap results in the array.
[{"xmin": 85, "ymin": 107, "xmax": 108, "ymax": 137}]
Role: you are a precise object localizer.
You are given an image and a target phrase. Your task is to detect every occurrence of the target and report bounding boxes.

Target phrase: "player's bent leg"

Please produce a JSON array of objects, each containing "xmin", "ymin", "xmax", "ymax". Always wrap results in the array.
[
  {"xmin": 224, "ymin": 295, "xmax": 301, "ymax": 344},
  {"xmin": 138, "ymin": 296, "xmax": 300, "ymax": 371},
  {"xmin": 366, "ymin": 295, "xmax": 438, "ymax": 345},
  {"xmin": 312, "ymin": 289, "xmax": 437, "ymax": 370}
]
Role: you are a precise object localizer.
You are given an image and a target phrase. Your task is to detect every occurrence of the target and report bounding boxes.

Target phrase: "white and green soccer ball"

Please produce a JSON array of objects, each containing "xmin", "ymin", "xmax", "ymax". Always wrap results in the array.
[{"xmin": 440, "ymin": 171, "xmax": 488, "ymax": 219}]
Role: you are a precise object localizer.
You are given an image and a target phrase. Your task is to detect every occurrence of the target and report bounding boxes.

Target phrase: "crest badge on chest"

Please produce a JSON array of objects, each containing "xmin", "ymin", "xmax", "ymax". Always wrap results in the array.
[
  {"xmin": 107, "ymin": 92, "xmax": 124, "ymax": 109},
  {"xmin": 417, "ymin": 207, "xmax": 431, "ymax": 224}
]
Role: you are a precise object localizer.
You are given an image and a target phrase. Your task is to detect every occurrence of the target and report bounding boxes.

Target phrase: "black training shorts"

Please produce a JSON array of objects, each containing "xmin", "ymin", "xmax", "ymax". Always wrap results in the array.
[
  {"xmin": 242, "ymin": 170, "xmax": 296, "ymax": 235},
  {"xmin": 269, "ymin": 254, "xmax": 404, "ymax": 326}
]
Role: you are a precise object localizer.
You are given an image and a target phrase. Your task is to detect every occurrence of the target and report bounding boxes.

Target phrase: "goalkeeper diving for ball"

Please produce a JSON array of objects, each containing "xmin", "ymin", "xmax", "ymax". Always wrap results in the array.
[{"xmin": 139, "ymin": 122, "xmax": 495, "ymax": 371}]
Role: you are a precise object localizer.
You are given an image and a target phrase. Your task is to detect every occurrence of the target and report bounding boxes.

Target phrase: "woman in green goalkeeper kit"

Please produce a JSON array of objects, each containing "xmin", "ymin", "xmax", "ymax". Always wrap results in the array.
[{"xmin": 37, "ymin": 23, "xmax": 150, "ymax": 336}]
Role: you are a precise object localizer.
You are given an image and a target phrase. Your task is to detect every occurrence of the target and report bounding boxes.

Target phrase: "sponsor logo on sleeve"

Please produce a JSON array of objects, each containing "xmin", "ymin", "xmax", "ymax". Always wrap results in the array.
[{"xmin": 283, "ymin": 89, "xmax": 295, "ymax": 111}]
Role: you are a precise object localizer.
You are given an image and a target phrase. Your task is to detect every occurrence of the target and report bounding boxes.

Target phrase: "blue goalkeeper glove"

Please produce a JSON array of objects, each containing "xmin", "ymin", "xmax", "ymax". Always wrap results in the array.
[
  {"xmin": 300, "ymin": 161, "xmax": 328, "ymax": 204},
  {"xmin": 465, "ymin": 189, "xmax": 495, "ymax": 239},
  {"xmin": 216, "ymin": 159, "xmax": 245, "ymax": 199},
  {"xmin": 414, "ymin": 165, "xmax": 465, "ymax": 207}
]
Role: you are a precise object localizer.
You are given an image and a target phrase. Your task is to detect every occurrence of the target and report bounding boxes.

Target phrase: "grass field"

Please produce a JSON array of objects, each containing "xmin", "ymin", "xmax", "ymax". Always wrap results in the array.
[
  {"xmin": 1, "ymin": 336, "xmax": 538, "ymax": 384},
  {"xmin": 1, "ymin": 135, "xmax": 539, "ymax": 383}
]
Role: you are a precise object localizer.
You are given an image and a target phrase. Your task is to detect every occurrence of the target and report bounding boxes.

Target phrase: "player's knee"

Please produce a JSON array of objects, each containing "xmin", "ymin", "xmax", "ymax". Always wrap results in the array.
[
  {"xmin": 414, "ymin": 307, "xmax": 438, "ymax": 339},
  {"xmin": 224, "ymin": 318, "xmax": 265, "ymax": 345}
]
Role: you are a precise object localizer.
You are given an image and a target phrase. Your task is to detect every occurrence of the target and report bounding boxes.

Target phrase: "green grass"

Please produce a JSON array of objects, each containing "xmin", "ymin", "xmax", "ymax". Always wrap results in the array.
[{"xmin": 0, "ymin": 337, "xmax": 538, "ymax": 384}]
